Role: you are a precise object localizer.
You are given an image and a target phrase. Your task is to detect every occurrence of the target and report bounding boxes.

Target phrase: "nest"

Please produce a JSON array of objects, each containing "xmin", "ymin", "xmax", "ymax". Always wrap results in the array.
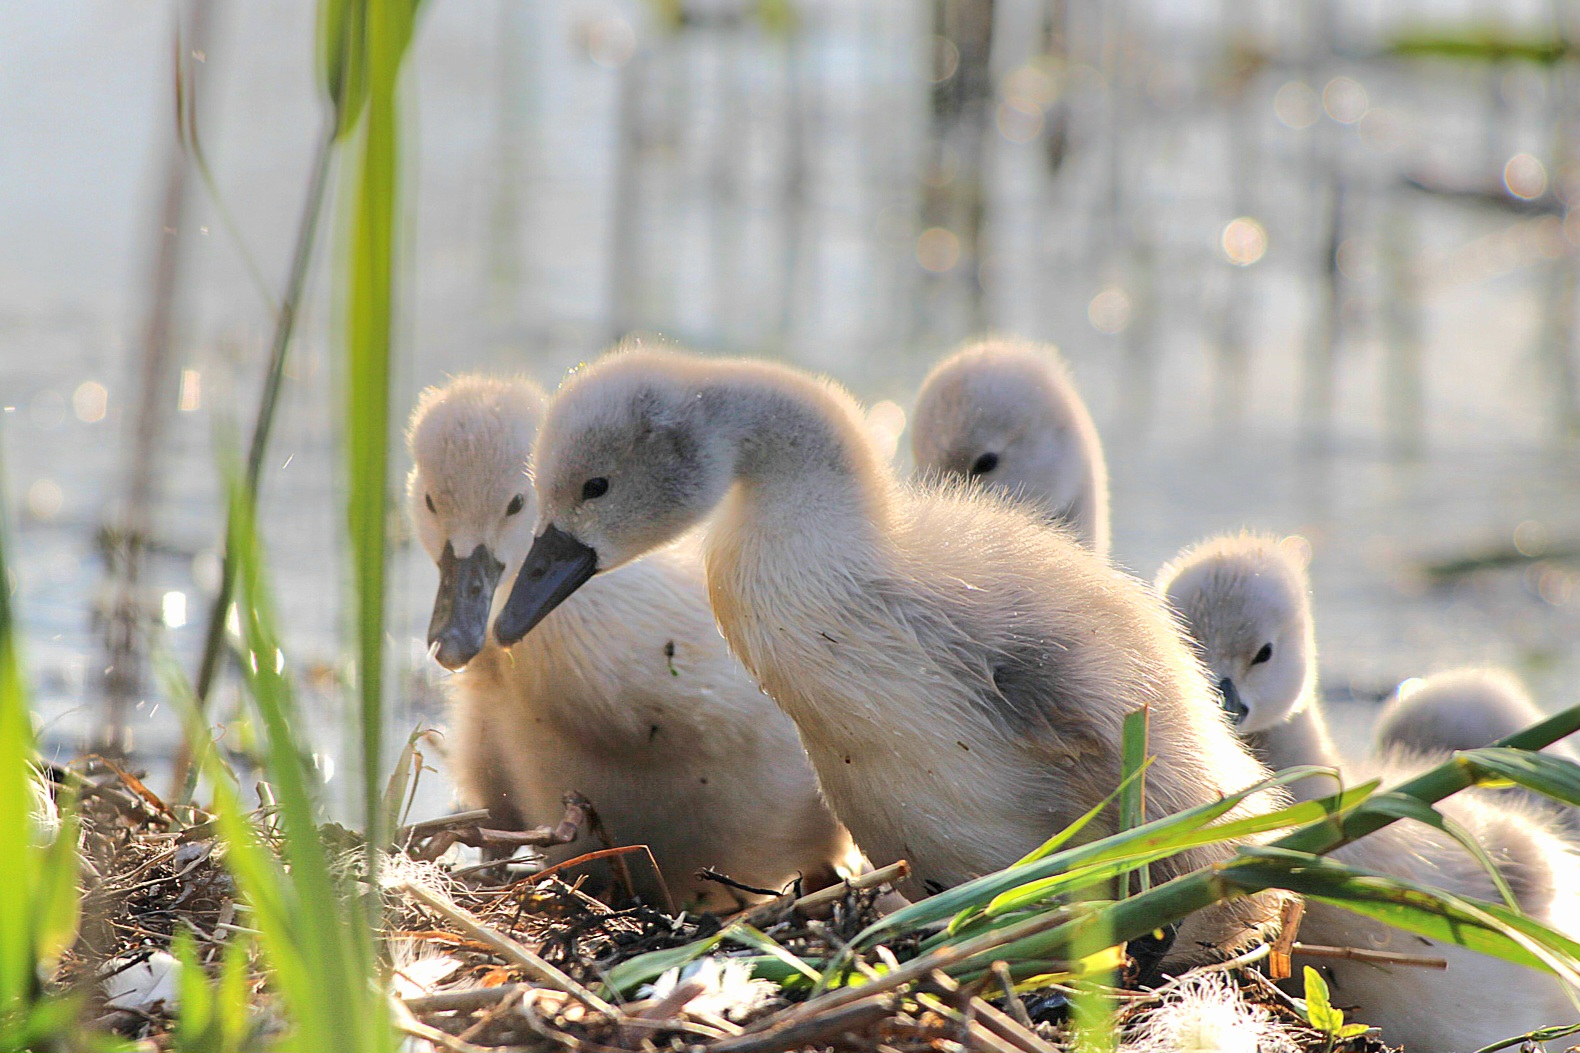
[{"xmin": 42, "ymin": 758, "xmax": 1397, "ymax": 1053}]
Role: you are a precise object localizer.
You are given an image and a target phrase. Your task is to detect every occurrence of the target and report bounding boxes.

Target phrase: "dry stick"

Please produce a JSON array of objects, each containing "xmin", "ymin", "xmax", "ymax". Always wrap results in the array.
[
  {"xmin": 741, "ymin": 906, "xmax": 1075, "ymax": 1036},
  {"xmin": 731, "ymin": 860, "xmax": 911, "ymax": 928},
  {"xmin": 707, "ymin": 996, "xmax": 896, "ymax": 1053},
  {"xmin": 389, "ymin": 996, "xmax": 495, "ymax": 1053},
  {"xmin": 400, "ymin": 880, "xmax": 623, "ymax": 1023},
  {"xmin": 402, "ymin": 983, "xmax": 533, "ymax": 1015},
  {"xmin": 1290, "ymin": 943, "xmax": 1448, "ymax": 970},
  {"xmin": 923, "ymin": 969, "xmax": 1060, "ymax": 1053},
  {"xmin": 170, "ymin": 117, "xmax": 339, "ymax": 800}
]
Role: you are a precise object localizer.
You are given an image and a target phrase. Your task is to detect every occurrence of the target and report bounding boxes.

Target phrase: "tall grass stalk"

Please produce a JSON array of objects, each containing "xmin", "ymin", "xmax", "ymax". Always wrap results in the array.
[
  {"xmin": 172, "ymin": 468, "xmax": 394, "ymax": 1051},
  {"xmin": 335, "ymin": 0, "xmax": 420, "ymax": 888},
  {"xmin": 0, "ymin": 437, "xmax": 85, "ymax": 1049}
]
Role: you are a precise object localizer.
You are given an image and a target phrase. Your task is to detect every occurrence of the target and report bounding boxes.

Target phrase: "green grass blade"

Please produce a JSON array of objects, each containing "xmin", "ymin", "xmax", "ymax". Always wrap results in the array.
[
  {"xmin": 1455, "ymin": 747, "xmax": 1580, "ymax": 807},
  {"xmin": 860, "ymin": 770, "xmax": 1376, "ymax": 948},
  {"xmin": 340, "ymin": 0, "xmax": 421, "ymax": 884},
  {"xmin": 1118, "ymin": 705, "xmax": 1150, "ymax": 897}
]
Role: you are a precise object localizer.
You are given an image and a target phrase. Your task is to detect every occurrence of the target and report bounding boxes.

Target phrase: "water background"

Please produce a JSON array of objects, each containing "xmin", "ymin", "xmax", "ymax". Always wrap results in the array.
[{"xmin": 4, "ymin": 0, "xmax": 1578, "ymax": 817}]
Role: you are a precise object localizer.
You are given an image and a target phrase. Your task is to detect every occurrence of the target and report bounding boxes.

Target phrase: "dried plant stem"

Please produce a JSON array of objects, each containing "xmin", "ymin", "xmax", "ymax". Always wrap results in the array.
[
  {"xmin": 1290, "ymin": 943, "xmax": 1448, "ymax": 969},
  {"xmin": 399, "ymin": 880, "xmax": 623, "ymax": 1023}
]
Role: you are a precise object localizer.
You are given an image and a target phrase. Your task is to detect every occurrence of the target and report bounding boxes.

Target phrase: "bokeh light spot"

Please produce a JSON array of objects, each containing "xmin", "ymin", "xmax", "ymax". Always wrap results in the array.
[
  {"xmin": 178, "ymin": 368, "xmax": 202, "ymax": 412},
  {"xmin": 26, "ymin": 479, "xmax": 63, "ymax": 521},
  {"xmin": 931, "ymin": 35, "xmax": 959, "ymax": 84},
  {"xmin": 996, "ymin": 98, "xmax": 1043, "ymax": 143},
  {"xmin": 585, "ymin": 15, "xmax": 635, "ymax": 69},
  {"xmin": 1513, "ymin": 519, "xmax": 1548, "ymax": 557},
  {"xmin": 1088, "ymin": 286, "xmax": 1132, "ymax": 334},
  {"xmin": 916, "ymin": 227, "xmax": 961, "ymax": 273},
  {"xmin": 1322, "ymin": 76, "xmax": 1368, "ymax": 124},
  {"xmin": 1273, "ymin": 81, "xmax": 1320, "ymax": 129},
  {"xmin": 1221, "ymin": 217, "xmax": 1267, "ymax": 266},
  {"xmin": 73, "ymin": 381, "xmax": 108, "ymax": 423},
  {"xmin": 161, "ymin": 591, "xmax": 188, "ymax": 629},
  {"xmin": 1504, "ymin": 153, "xmax": 1548, "ymax": 200}
]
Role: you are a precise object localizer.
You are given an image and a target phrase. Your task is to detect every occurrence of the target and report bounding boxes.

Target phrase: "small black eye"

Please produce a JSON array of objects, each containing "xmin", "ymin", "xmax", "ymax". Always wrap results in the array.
[
  {"xmin": 1251, "ymin": 643, "xmax": 1274, "ymax": 666},
  {"xmin": 506, "ymin": 494, "xmax": 525, "ymax": 517},
  {"xmin": 970, "ymin": 452, "xmax": 999, "ymax": 476},
  {"xmin": 425, "ymin": 493, "xmax": 436, "ymax": 514},
  {"xmin": 581, "ymin": 477, "xmax": 610, "ymax": 501}
]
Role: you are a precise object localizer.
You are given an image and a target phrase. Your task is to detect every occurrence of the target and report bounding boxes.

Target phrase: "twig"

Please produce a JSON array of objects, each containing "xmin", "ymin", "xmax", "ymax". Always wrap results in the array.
[
  {"xmin": 750, "ymin": 905, "xmax": 1075, "ymax": 1034},
  {"xmin": 990, "ymin": 959, "xmax": 1034, "ymax": 1029},
  {"xmin": 733, "ymin": 860, "xmax": 911, "ymax": 928},
  {"xmin": 399, "ymin": 880, "xmax": 624, "ymax": 1023},
  {"xmin": 1269, "ymin": 895, "xmax": 1305, "ymax": 980},
  {"xmin": 401, "ymin": 983, "xmax": 529, "ymax": 1015},
  {"xmin": 389, "ymin": 995, "xmax": 495, "ymax": 1053},
  {"xmin": 707, "ymin": 995, "xmax": 894, "ymax": 1053},
  {"xmin": 1290, "ymin": 942, "xmax": 1448, "ymax": 969}
]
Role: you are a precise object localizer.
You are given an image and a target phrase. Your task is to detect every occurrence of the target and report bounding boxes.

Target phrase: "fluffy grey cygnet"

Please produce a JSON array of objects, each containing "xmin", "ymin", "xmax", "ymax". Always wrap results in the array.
[
  {"xmin": 910, "ymin": 337, "xmax": 1111, "ymax": 557},
  {"xmin": 1375, "ymin": 666, "xmax": 1578, "ymax": 760},
  {"xmin": 407, "ymin": 374, "xmax": 858, "ymax": 911},
  {"xmin": 496, "ymin": 347, "xmax": 1287, "ymax": 959},
  {"xmin": 1155, "ymin": 533, "xmax": 1331, "ymax": 800},
  {"xmin": 1158, "ymin": 530, "xmax": 1580, "ymax": 1050}
]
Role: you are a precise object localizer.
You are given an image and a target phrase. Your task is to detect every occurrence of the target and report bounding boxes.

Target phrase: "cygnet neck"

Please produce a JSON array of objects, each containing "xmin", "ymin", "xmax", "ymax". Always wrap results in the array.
[
  {"xmin": 1246, "ymin": 691, "xmax": 1343, "ymax": 801},
  {"xmin": 700, "ymin": 363, "xmax": 893, "ymax": 531}
]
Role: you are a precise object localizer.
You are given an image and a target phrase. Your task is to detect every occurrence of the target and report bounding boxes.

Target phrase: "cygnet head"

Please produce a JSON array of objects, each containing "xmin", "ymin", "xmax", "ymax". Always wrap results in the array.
[
  {"xmin": 1155, "ymin": 533, "xmax": 1316, "ymax": 734},
  {"xmin": 406, "ymin": 374, "xmax": 543, "ymax": 669},
  {"xmin": 495, "ymin": 350, "xmax": 742, "ymax": 644},
  {"xmin": 1376, "ymin": 666, "xmax": 1567, "ymax": 757},
  {"xmin": 910, "ymin": 337, "xmax": 1110, "ymax": 555}
]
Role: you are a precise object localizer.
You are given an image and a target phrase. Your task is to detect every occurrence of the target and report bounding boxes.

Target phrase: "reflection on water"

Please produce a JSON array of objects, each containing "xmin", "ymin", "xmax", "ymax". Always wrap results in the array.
[{"xmin": 3, "ymin": 0, "xmax": 1577, "ymax": 814}]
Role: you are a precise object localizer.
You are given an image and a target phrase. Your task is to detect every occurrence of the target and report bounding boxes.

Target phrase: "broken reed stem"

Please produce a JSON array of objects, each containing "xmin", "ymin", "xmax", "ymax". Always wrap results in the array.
[
  {"xmin": 1290, "ymin": 943, "xmax": 1448, "ymax": 970},
  {"xmin": 399, "ymin": 880, "xmax": 623, "ymax": 1023}
]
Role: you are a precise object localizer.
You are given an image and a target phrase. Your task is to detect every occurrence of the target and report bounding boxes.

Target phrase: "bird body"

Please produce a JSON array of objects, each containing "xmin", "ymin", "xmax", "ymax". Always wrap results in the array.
[
  {"xmin": 500, "ymin": 349, "xmax": 1284, "ymax": 952},
  {"xmin": 1375, "ymin": 666, "xmax": 1578, "ymax": 760},
  {"xmin": 408, "ymin": 374, "xmax": 856, "ymax": 910}
]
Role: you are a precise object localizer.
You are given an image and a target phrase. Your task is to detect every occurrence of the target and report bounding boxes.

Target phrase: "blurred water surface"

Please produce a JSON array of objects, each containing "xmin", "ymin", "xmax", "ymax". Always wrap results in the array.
[{"xmin": 3, "ymin": 0, "xmax": 1578, "ymax": 813}]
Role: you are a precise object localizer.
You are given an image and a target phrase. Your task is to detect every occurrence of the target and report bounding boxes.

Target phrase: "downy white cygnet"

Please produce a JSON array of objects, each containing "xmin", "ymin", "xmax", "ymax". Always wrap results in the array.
[
  {"xmin": 407, "ymin": 374, "xmax": 857, "ymax": 910},
  {"xmin": 1376, "ymin": 666, "xmax": 1579, "ymax": 760},
  {"xmin": 1158, "ymin": 531, "xmax": 1580, "ymax": 1050},
  {"xmin": 1155, "ymin": 533, "xmax": 1330, "ymax": 801},
  {"xmin": 910, "ymin": 338, "xmax": 1111, "ymax": 557},
  {"xmin": 495, "ymin": 348, "xmax": 1285, "ymax": 957}
]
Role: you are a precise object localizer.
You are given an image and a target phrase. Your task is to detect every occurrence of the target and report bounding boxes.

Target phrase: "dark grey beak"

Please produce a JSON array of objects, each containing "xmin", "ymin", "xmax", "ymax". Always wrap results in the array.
[
  {"xmin": 427, "ymin": 541, "xmax": 505, "ymax": 671},
  {"xmin": 1218, "ymin": 677, "xmax": 1249, "ymax": 726},
  {"xmin": 494, "ymin": 525, "xmax": 598, "ymax": 647}
]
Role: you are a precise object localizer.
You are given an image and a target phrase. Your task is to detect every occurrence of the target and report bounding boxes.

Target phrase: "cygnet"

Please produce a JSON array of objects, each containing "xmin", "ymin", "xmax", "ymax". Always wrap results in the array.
[
  {"xmin": 407, "ymin": 374, "xmax": 857, "ymax": 910},
  {"xmin": 910, "ymin": 337, "xmax": 1111, "ymax": 557},
  {"xmin": 1376, "ymin": 666, "xmax": 1579, "ymax": 760},
  {"xmin": 495, "ymin": 347, "xmax": 1285, "ymax": 958},
  {"xmin": 1158, "ymin": 530, "xmax": 1580, "ymax": 1050}
]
